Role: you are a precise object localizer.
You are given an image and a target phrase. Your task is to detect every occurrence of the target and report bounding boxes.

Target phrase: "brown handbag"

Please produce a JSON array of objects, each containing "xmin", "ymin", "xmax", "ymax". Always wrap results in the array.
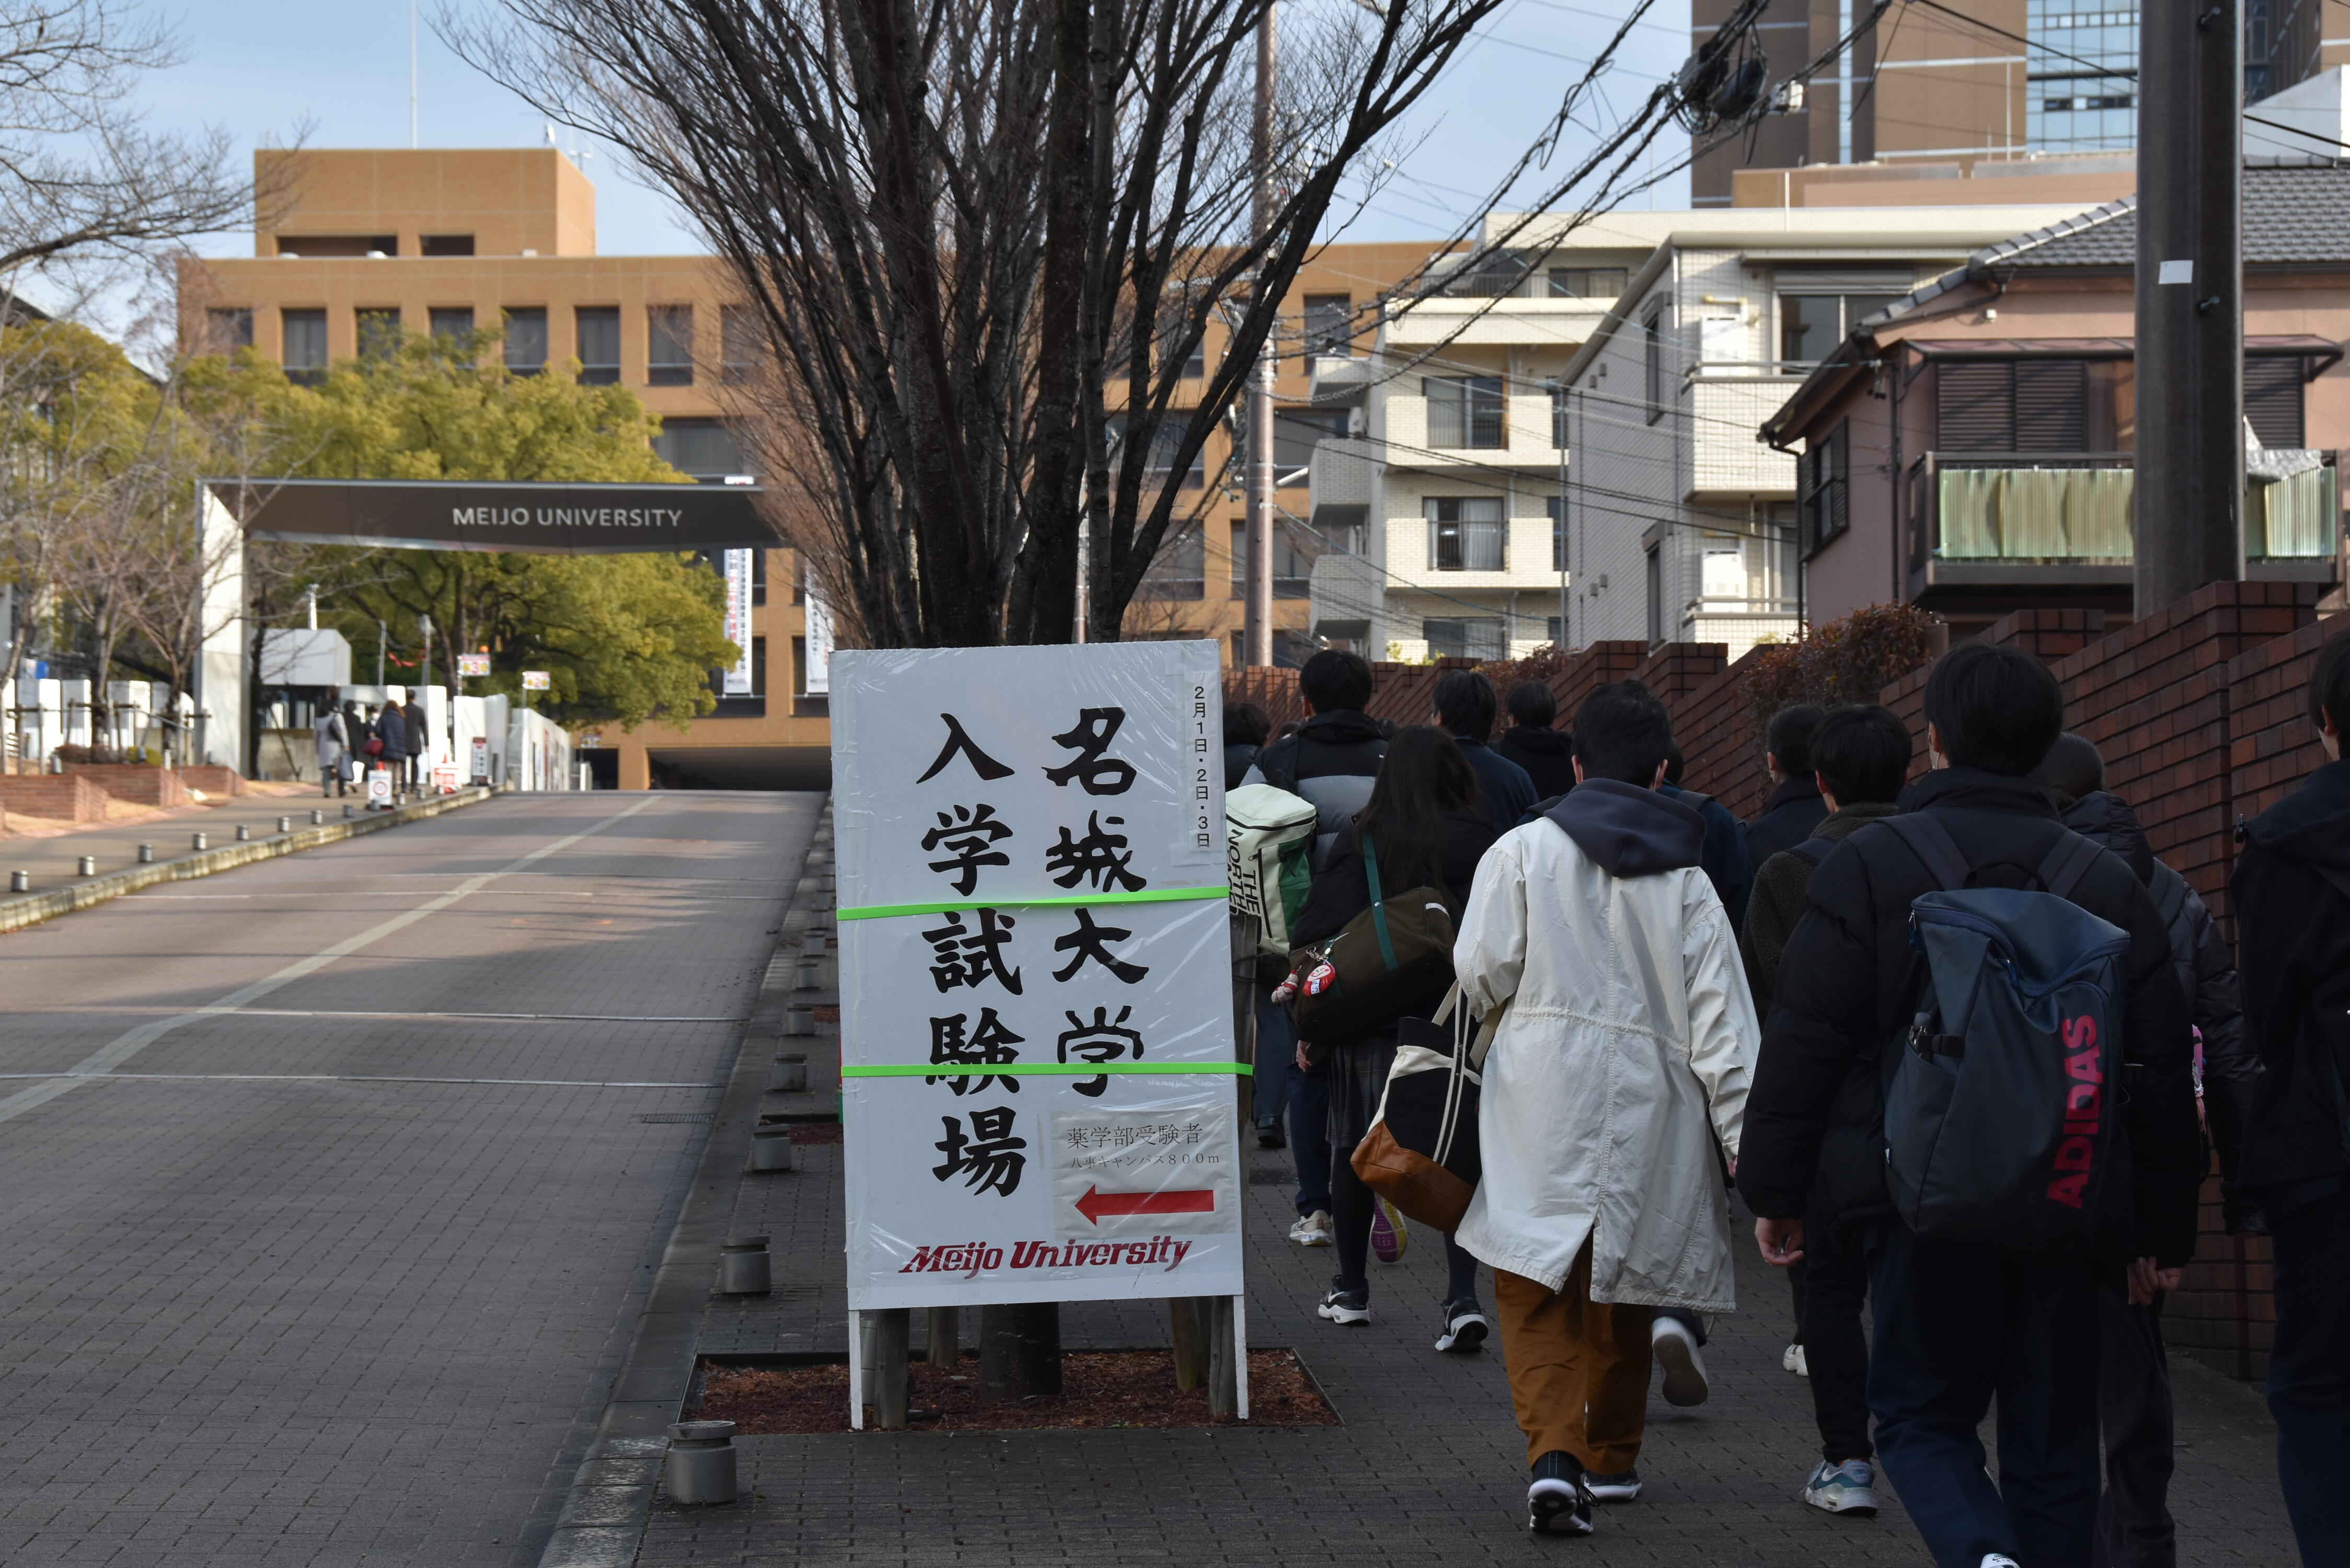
[{"xmin": 1350, "ymin": 985, "xmax": 1502, "ymax": 1232}]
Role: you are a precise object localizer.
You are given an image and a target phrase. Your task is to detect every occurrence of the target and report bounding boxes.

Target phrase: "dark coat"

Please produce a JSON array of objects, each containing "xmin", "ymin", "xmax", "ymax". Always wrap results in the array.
[
  {"xmin": 1744, "ymin": 777, "xmax": 1830, "ymax": 867},
  {"xmin": 1292, "ymin": 809, "xmax": 1499, "ymax": 947},
  {"xmin": 2061, "ymin": 790, "xmax": 2260, "ymax": 1230},
  {"xmin": 1661, "ymin": 782, "xmax": 1756, "ymax": 935},
  {"xmin": 1739, "ymin": 800, "xmax": 1898, "ymax": 1017},
  {"xmin": 1493, "ymin": 724, "xmax": 1578, "ymax": 801},
  {"xmin": 404, "ymin": 700, "xmax": 429, "ymax": 759},
  {"xmin": 2230, "ymin": 757, "xmax": 2350, "ymax": 1200},
  {"xmin": 1453, "ymin": 735, "xmax": 1537, "ymax": 835},
  {"xmin": 374, "ymin": 704, "xmax": 408, "ymax": 762},
  {"xmin": 1223, "ymin": 742, "xmax": 1260, "ymax": 792},
  {"xmin": 1244, "ymin": 710, "xmax": 1386, "ymax": 869},
  {"xmin": 1738, "ymin": 766, "xmax": 2203, "ymax": 1266}
]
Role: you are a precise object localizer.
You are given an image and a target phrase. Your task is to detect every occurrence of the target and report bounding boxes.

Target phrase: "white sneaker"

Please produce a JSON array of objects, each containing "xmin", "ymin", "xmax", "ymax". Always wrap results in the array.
[
  {"xmin": 1288, "ymin": 1210, "xmax": 1332, "ymax": 1247},
  {"xmin": 1980, "ymin": 1557, "xmax": 2022, "ymax": 1568},
  {"xmin": 1783, "ymin": 1342, "xmax": 1810, "ymax": 1378},
  {"xmin": 1803, "ymin": 1458, "xmax": 1879, "ymax": 1516},
  {"xmin": 1651, "ymin": 1315, "xmax": 1710, "ymax": 1406}
]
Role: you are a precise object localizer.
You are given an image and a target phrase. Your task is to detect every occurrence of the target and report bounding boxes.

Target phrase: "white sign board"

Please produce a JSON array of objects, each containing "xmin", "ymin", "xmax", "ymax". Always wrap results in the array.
[
  {"xmin": 470, "ymin": 736, "xmax": 490, "ymax": 785},
  {"xmin": 722, "ymin": 549, "xmax": 754, "ymax": 696},
  {"xmin": 521, "ymin": 670, "xmax": 551, "ymax": 691},
  {"xmin": 365, "ymin": 766, "xmax": 394, "ymax": 809},
  {"xmin": 457, "ymin": 653, "xmax": 491, "ymax": 678},
  {"xmin": 803, "ymin": 580, "xmax": 834, "ymax": 695},
  {"xmin": 832, "ymin": 641, "xmax": 1235, "ymax": 1329}
]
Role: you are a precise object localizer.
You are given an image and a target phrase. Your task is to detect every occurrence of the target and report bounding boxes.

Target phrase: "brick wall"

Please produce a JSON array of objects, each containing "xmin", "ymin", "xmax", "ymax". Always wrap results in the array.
[
  {"xmin": 0, "ymin": 775, "xmax": 111, "ymax": 823},
  {"xmin": 62, "ymin": 764, "xmax": 189, "ymax": 809},
  {"xmin": 178, "ymin": 766, "xmax": 244, "ymax": 799}
]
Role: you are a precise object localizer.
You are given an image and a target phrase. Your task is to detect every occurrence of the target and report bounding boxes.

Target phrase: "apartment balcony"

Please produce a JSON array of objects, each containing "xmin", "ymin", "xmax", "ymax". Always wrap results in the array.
[
  {"xmin": 1905, "ymin": 451, "xmax": 2341, "ymax": 602},
  {"xmin": 1306, "ymin": 354, "xmax": 1376, "ymax": 406},
  {"xmin": 1384, "ymin": 293, "xmax": 1617, "ymax": 349},
  {"xmin": 1382, "ymin": 392, "xmax": 1565, "ymax": 471}
]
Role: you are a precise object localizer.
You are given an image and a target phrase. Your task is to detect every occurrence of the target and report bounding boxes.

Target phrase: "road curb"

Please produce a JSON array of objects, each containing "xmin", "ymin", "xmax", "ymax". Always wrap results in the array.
[
  {"xmin": 535, "ymin": 795, "xmax": 829, "ymax": 1568},
  {"xmin": 0, "ymin": 786, "xmax": 500, "ymax": 935}
]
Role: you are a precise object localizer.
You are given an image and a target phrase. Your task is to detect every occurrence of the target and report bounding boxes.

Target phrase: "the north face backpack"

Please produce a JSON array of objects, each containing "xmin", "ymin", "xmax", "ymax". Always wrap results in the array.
[
  {"xmin": 1879, "ymin": 813, "xmax": 2133, "ymax": 1258},
  {"xmin": 1226, "ymin": 783, "xmax": 1318, "ymax": 958}
]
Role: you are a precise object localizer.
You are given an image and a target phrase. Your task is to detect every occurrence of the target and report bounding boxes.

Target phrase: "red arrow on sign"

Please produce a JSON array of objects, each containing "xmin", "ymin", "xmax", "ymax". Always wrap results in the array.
[{"xmin": 1074, "ymin": 1185, "xmax": 1216, "ymax": 1225}]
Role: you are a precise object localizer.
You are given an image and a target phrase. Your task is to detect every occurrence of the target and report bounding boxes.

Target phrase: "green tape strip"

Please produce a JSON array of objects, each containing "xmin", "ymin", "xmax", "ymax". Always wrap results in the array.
[
  {"xmin": 836, "ymin": 885, "xmax": 1229, "ymax": 921},
  {"xmin": 841, "ymin": 1062, "xmax": 1248, "ymax": 1078}
]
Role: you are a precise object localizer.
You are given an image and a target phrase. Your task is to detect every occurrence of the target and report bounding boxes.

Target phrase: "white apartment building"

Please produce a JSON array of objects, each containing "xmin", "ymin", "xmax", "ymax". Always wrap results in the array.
[{"xmin": 1306, "ymin": 204, "xmax": 2090, "ymax": 665}]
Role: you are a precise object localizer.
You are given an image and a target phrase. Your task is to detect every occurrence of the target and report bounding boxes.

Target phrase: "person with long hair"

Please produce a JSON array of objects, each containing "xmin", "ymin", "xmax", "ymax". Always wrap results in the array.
[{"xmin": 1288, "ymin": 724, "xmax": 1498, "ymax": 1350}]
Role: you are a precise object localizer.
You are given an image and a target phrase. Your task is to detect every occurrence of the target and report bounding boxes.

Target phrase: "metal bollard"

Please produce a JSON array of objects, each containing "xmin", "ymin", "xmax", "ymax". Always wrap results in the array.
[
  {"xmin": 782, "ymin": 1004, "xmax": 813, "ymax": 1036},
  {"xmin": 770, "ymin": 1054, "xmax": 808, "ymax": 1094},
  {"xmin": 235, "ymin": 823, "xmax": 250, "ymax": 842},
  {"xmin": 796, "ymin": 954, "xmax": 823, "ymax": 990},
  {"xmin": 136, "ymin": 844, "xmax": 153, "ymax": 863},
  {"xmin": 717, "ymin": 1236, "xmax": 771, "ymax": 1295},
  {"xmin": 310, "ymin": 809, "xmax": 324, "ymax": 825},
  {"xmin": 9, "ymin": 870, "xmax": 27, "ymax": 893},
  {"xmin": 277, "ymin": 816, "xmax": 292, "ymax": 834},
  {"xmin": 76, "ymin": 856, "xmax": 95, "ymax": 877},
  {"xmin": 191, "ymin": 832, "xmax": 208, "ymax": 851},
  {"xmin": 342, "ymin": 804, "xmax": 354, "ymax": 819},
  {"xmin": 663, "ymin": 1421, "xmax": 738, "ymax": 1506},
  {"xmin": 750, "ymin": 1126, "xmax": 796, "ymax": 1173}
]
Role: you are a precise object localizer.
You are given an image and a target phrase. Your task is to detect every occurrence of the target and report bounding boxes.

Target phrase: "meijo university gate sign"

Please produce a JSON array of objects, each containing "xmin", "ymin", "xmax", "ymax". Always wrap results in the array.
[{"xmin": 195, "ymin": 478, "xmax": 781, "ymax": 767}]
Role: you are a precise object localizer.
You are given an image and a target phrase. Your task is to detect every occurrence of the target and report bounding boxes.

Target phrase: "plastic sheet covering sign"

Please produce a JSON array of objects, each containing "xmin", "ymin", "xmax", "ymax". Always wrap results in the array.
[{"xmin": 831, "ymin": 640, "xmax": 1242, "ymax": 1325}]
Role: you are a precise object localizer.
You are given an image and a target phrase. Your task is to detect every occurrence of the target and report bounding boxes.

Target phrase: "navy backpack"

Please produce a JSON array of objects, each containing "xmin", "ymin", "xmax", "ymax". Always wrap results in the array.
[{"xmin": 1877, "ymin": 813, "xmax": 2133, "ymax": 1257}]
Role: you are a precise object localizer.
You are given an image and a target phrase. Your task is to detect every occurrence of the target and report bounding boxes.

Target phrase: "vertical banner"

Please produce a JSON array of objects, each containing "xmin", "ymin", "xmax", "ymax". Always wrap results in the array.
[
  {"xmin": 803, "ymin": 578, "xmax": 834, "ymax": 695},
  {"xmin": 722, "ymin": 549, "xmax": 754, "ymax": 696},
  {"xmin": 832, "ymin": 641, "xmax": 1235, "ymax": 1311}
]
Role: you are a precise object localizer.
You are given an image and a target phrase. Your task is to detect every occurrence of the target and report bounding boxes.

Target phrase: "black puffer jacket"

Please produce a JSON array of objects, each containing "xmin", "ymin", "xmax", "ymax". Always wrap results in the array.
[
  {"xmin": 1744, "ymin": 776, "xmax": 1830, "ymax": 867},
  {"xmin": 1243, "ymin": 710, "xmax": 1386, "ymax": 869},
  {"xmin": 1493, "ymin": 724, "xmax": 1577, "ymax": 800},
  {"xmin": 1740, "ymin": 767, "xmax": 2203, "ymax": 1266},
  {"xmin": 2061, "ymin": 790, "xmax": 2261, "ymax": 1231}
]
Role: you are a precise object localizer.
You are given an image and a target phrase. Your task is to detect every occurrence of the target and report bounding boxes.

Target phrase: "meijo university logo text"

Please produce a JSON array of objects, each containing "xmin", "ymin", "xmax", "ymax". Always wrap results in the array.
[{"xmin": 898, "ymin": 1236, "xmax": 1197, "ymax": 1280}]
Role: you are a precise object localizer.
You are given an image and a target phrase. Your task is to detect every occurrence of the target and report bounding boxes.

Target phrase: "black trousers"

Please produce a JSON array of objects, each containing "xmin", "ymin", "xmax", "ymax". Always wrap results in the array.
[
  {"xmin": 1799, "ymin": 1210, "xmax": 1873, "ymax": 1462},
  {"xmin": 2266, "ymin": 1179, "xmax": 2350, "ymax": 1568},
  {"xmin": 2092, "ymin": 1283, "xmax": 2174, "ymax": 1568}
]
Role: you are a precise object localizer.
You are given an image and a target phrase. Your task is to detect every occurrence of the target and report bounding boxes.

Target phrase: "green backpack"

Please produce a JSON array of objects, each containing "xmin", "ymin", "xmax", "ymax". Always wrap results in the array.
[{"xmin": 1227, "ymin": 783, "xmax": 1319, "ymax": 958}]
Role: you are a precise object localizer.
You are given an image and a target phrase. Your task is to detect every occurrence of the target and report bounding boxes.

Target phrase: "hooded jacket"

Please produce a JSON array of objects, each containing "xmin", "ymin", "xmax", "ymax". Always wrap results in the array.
[
  {"xmin": 1740, "ymin": 800, "xmax": 1899, "ymax": 1016},
  {"xmin": 1243, "ymin": 709, "xmax": 1385, "ymax": 869},
  {"xmin": 1493, "ymin": 724, "xmax": 1577, "ymax": 800},
  {"xmin": 1740, "ymin": 767, "xmax": 2202, "ymax": 1267},
  {"xmin": 1744, "ymin": 777, "xmax": 1830, "ymax": 867},
  {"xmin": 1452, "ymin": 779, "xmax": 1758, "ymax": 1309},
  {"xmin": 2230, "ymin": 757, "xmax": 2350, "ymax": 1197},
  {"xmin": 2061, "ymin": 789, "xmax": 2260, "ymax": 1229}
]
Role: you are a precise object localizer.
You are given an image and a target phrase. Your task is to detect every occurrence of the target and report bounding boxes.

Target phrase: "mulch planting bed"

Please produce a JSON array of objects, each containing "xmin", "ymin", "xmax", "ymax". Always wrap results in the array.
[{"xmin": 696, "ymin": 1348, "xmax": 1337, "ymax": 1433}]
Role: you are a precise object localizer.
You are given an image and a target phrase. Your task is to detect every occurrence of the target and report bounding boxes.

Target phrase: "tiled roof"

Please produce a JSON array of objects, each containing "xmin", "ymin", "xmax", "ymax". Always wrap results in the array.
[{"xmin": 1982, "ymin": 159, "xmax": 2350, "ymax": 270}]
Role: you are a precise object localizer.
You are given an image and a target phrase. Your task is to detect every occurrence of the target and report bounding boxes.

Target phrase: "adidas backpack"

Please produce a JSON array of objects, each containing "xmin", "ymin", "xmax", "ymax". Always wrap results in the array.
[{"xmin": 1879, "ymin": 813, "xmax": 2133, "ymax": 1258}]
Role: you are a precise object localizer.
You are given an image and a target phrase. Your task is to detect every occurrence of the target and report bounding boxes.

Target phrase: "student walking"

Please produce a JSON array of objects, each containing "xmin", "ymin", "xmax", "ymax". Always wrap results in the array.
[
  {"xmin": 1744, "ymin": 704, "xmax": 1830, "ymax": 864},
  {"xmin": 1737, "ymin": 703, "xmax": 1910, "ymax": 1518},
  {"xmin": 1492, "ymin": 678, "xmax": 1577, "ymax": 800},
  {"xmin": 1741, "ymin": 643, "xmax": 2202, "ymax": 1568},
  {"xmin": 1452, "ymin": 679, "xmax": 1756, "ymax": 1535},
  {"xmin": 313, "ymin": 698, "xmax": 349, "ymax": 798},
  {"xmin": 1289, "ymin": 725, "xmax": 1496, "ymax": 1349},
  {"xmin": 2229, "ymin": 631, "xmax": 2350, "ymax": 1567},
  {"xmin": 1433, "ymin": 669, "xmax": 1536, "ymax": 833}
]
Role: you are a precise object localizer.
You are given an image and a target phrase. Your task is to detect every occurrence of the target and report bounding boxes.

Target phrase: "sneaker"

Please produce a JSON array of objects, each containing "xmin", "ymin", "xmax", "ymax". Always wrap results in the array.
[
  {"xmin": 1583, "ymin": 1469, "xmax": 1641, "ymax": 1503},
  {"xmin": 1651, "ymin": 1315, "xmax": 1710, "ymax": 1406},
  {"xmin": 1527, "ymin": 1451, "xmax": 1595, "ymax": 1536},
  {"xmin": 1256, "ymin": 1124, "xmax": 1287, "ymax": 1150},
  {"xmin": 1369, "ymin": 1197, "xmax": 1408, "ymax": 1263},
  {"xmin": 1287, "ymin": 1209, "xmax": 1333, "ymax": 1247},
  {"xmin": 1980, "ymin": 1558, "xmax": 2021, "ymax": 1568},
  {"xmin": 1434, "ymin": 1299, "xmax": 1490, "ymax": 1354},
  {"xmin": 1783, "ymin": 1342, "xmax": 1810, "ymax": 1378},
  {"xmin": 1317, "ymin": 1278, "xmax": 1370, "ymax": 1325},
  {"xmin": 1802, "ymin": 1459, "xmax": 1879, "ymax": 1517}
]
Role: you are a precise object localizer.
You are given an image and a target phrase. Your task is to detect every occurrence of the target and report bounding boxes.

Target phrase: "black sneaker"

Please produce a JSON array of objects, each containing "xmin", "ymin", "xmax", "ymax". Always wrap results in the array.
[
  {"xmin": 1434, "ymin": 1298, "xmax": 1490, "ymax": 1353},
  {"xmin": 1317, "ymin": 1277, "xmax": 1370, "ymax": 1326},
  {"xmin": 1528, "ymin": 1451, "xmax": 1594, "ymax": 1536}
]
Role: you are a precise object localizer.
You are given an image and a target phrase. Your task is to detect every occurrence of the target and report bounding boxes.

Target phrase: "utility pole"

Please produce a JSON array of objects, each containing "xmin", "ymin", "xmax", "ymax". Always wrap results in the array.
[
  {"xmin": 1243, "ymin": 0, "xmax": 1277, "ymax": 669},
  {"xmin": 2135, "ymin": 0, "xmax": 2243, "ymax": 614}
]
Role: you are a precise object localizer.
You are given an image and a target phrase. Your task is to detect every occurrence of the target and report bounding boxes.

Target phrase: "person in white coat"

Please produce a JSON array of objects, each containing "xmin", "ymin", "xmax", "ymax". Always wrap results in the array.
[
  {"xmin": 313, "ymin": 695, "xmax": 349, "ymax": 798},
  {"xmin": 1452, "ymin": 678, "xmax": 1759, "ymax": 1537}
]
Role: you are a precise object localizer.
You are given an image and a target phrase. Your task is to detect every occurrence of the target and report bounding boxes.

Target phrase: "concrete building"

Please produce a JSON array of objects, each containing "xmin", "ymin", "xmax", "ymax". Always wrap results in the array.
[{"xmin": 1760, "ymin": 161, "xmax": 2350, "ymax": 638}]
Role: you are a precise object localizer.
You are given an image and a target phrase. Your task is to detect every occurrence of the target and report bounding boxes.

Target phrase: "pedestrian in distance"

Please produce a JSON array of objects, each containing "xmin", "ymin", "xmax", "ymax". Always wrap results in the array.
[
  {"xmin": 1243, "ymin": 651, "xmax": 1388, "ymax": 1247},
  {"xmin": 1289, "ymin": 724, "xmax": 1497, "ymax": 1350},
  {"xmin": 1744, "ymin": 703, "xmax": 1831, "ymax": 866},
  {"xmin": 1432, "ymin": 668, "xmax": 1536, "ymax": 834},
  {"xmin": 373, "ymin": 700, "xmax": 408, "ymax": 804},
  {"xmin": 1492, "ymin": 678, "xmax": 1577, "ymax": 800},
  {"xmin": 1224, "ymin": 700, "xmax": 1271, "ymax": 792},
  {"xmin": 1452, "ymin": 678, "xmax": 1757, "ymax": 1536},
  {"xmin": 1736, "ymin": 702, "xmax": 1911, "ymax": 1519},
  {"xmin": 403, "ymin": 691, "xmax": 430, "ymax": 790},
  {"xmin": 2030, "ymin": 729, "xmax": 2259, "ymax": 1568},
  {"xmin": 313, "ymin": 695, "xmax": 349, "ymax": 798},
  {"xmin": 1741, "ymin": 642, "xmax": 2201, "ymax": 1568},
  {"xmin": 2227, "ymin": 629, "xmax": 2350, "ymax": 1568}
]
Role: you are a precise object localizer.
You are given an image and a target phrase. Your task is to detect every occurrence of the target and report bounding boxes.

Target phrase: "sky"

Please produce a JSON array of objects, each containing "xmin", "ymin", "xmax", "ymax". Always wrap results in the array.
[{"xmin": 147, "ymin": 0, "xmax": 1695, "ymax": 261}]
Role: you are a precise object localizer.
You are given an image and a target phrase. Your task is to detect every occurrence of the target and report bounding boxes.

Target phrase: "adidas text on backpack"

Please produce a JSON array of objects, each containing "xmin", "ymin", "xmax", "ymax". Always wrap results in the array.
[{"xmin": 1879, "ymin": 814, "xmax": 2133, "ymax": 1257}]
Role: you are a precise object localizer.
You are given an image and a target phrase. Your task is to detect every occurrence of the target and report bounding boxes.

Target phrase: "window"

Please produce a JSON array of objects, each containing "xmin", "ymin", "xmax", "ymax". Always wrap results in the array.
[
  {"xmin": 1800, "ymin": 421, "xmax": 1850, "ymax": 555},
  {"xmin": 1426, "ymin": 496, "xmax": 1506, "ymax": 571},
  {"xmin": 1642, "ymin": 302, "xmax": 1666, "ymax": 422},
  {"xmin": 503, "ymin": 307, "xmax": 547, "ymax": 376},
  {"xmin": 1109, "ymin": 416, "xmax": 1204, "ymax": 489},
  {"xmin": 1304, "ymin": 295, "xmax": 1354, "ymax": 357},
  {"xmin": 1423, "ymin": 617, "xmax": 1508, "ymax": 660},
  {"xmin": 1547, "ymin": 495, "xmax": 1566, "ymax": 571},
  {"xmin": 1701, "ymin": 542, "xmax": 1747, "ymax": 602},
  {"xmin": 1551, "ymin": 385, "xmax": 1569, "ymax": 448},
  {"xmin": 281, "ymin": 308, "xmax": 327, "ymax": 384},
  {"xmin": 652, "ymin": 418, "xmax": 748, "ymax": 479},
  {"xmin": 2245, "ymin": 356, "xmax": 2307, "ymax": 448},
  {"xmin": 429, "ymin": 307, "xmax": 474, "ymax": 340},
  {"xmin": 1936, "ymin": 360, "xmax": 2089, "ymax": 453},
  {"xmin": 355, "ymin": 307, "xmax": 401, "ymax": 358},
  {"xmin": 1137, "ymin": 528, "xmax": 1206, "ymax": 600},
  {"xmin": 1778, "ymin": 293, "xmax": 1903, "ymax": 364},
  {"xmin": 576, "ymin": 307, "xmax": 621, "ymax": 384},
  {"xmin": 1547, "ymin": 616, "xmax": 1564, "ymax": 644},
  {"xmin": 1273, "ymin": 409, "xmax": 1347, "ymax": 475},
  {"xmin": 1425, "ymin": 376, "xmax": 1505, "ymax": 449},
  {"xmin": 648, "ymin": 306, "xmax": 694, "ymax": 386},
  {"xmin": 1644, "ymin": 542, "xmax": 1665, "ymax": 646},
  {"xmin": 721, "ymin": 304, "xmax": 763, "ymax": 384},
  {"xmin": 1446, "ymin": 255, "xmax": 1527, "ymax": 297},
  {"xmin": 274, "ymin": 234, "xmax": 395, "ymax": 258},
  {"xmin": 421, "ymin": 234, "xmax": 474, "ymax": 257},
  {"xmin": 750, "ymin": 636, "xmax": 767, "ymax": 697},
  {"xmin": 1227, "ymin": 523, "xmax": 1312, "ymax": 598},
  {"xmin": 1548, "ymin": 267, "xmax": 1627, "ymax": 299},
  {"xmin": 204, "ymin": 308, "xmax": 252, "ymax": 355}
]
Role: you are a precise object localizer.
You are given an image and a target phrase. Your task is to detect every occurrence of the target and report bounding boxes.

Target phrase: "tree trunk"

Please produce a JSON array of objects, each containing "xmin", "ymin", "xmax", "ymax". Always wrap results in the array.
[{"xmin": 977, "ymin": 1302, "xmax": 1062, "ymax": 1400}]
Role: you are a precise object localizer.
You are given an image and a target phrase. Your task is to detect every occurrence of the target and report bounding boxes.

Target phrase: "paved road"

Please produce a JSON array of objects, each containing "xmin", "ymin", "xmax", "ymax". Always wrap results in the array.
[{"xmin": 0, "ymin": 791, "xmax": 817, "ymax": 1567}]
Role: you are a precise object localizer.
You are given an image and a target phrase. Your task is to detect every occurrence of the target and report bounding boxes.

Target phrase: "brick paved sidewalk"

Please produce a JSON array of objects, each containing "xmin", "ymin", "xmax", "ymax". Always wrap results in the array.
[
  {"xmin": 645, "ymin": 1127, "xmax": 2294, "ymax": 1566},
  {"xmin": 0, "ymin": 783, "xmax": 361, "ymax": 892}
]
